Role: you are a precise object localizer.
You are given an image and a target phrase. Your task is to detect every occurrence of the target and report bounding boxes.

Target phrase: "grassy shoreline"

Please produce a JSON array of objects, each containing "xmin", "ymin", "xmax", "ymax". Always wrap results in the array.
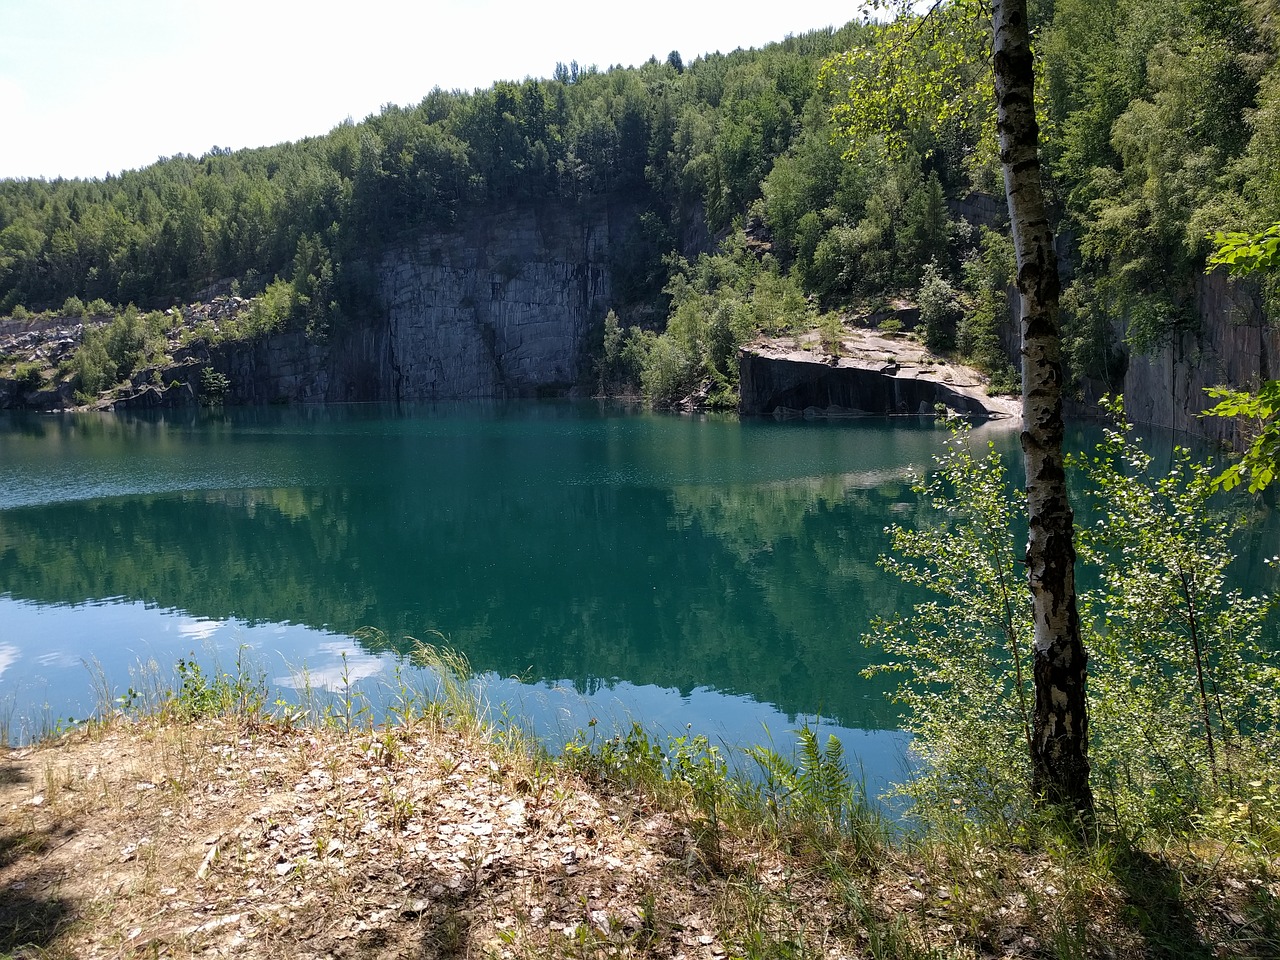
[{"xmin": 1, "ymin": 655, "xmax": 1277, "ymax": 959}]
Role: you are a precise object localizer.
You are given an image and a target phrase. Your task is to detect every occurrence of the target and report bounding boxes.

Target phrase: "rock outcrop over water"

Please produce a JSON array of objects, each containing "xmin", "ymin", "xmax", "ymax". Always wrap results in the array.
[{"xmin": 740, "ymin": 329, "xmax": 1020, "ymax": 420}]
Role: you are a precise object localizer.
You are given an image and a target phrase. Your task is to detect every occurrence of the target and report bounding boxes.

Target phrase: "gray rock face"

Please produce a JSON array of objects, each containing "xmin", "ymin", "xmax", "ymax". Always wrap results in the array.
[
  {"xmin": 213, "ymin": 331, "xmax": 335, "ymax": 405},
  {"xmin": 1121, "ymin": 272, "xmax": 1277, "ymax": 447},
  {"xmin": 381, "ymin": 204, "xmax": 613, "ymax": 400},
  {"xmin": 213, "ymin": 198, "xmax": 625, "ymax": 405}
]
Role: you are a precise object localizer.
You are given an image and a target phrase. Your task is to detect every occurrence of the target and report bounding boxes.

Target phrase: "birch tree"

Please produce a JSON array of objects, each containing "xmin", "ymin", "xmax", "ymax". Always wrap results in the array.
[
  {"xmin": 827, "ymin": 0, "xmax": 1094, "ymax": 815},
  {"xmin": 992, "ymin": 0, "xmax": 1092, "ymax": 816}
]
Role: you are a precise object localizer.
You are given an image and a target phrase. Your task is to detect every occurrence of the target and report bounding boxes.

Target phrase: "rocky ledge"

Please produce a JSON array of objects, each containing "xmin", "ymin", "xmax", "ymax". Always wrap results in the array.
[
  {"xmin": 740, "ymin": 327, "xmax": 1020, "ymax": 420},
  {"xmin": 0, "ymin": 297, "xmax": 256, "ymax": 411}
]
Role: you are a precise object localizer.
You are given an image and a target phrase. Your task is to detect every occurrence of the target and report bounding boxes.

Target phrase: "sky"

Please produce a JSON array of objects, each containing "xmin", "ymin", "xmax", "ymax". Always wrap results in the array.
[{"xmin": 0, "ymin": 0, "xmax": 856, "ymax": 181}]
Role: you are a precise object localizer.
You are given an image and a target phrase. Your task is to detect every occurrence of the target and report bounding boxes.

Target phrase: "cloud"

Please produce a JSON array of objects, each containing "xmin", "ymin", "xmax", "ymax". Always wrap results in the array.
[
  {"xmin": 0, "ymin": 644, "xmax": 18, "ymax": 681},
  {"xmin": 274, "ymin": 641, "xmax": 388, "ymax": 692},
  {"xmin": 1, "ymin": 0, "xmax": 847, "ymax": 178},
  {"xmin": 177, "ymin": 619, "xmax": 224, "ymax": 642}
]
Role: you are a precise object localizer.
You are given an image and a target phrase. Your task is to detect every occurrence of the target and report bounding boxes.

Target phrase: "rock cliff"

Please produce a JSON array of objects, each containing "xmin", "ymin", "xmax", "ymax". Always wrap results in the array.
[
  {"xmin": 1119, "ymin": 272, "xmax": 1276, "ymax": 447},
  {"xmin": 948, "ymin": 192, "xmax": 1276, "ymax": 447},
  {"xmin": 210, "ymin": 197, "xmax": 629, "ymax": 405},
  {"xmin": 378, "ymin": 202, "xmax": 612, "ymax": 401}
]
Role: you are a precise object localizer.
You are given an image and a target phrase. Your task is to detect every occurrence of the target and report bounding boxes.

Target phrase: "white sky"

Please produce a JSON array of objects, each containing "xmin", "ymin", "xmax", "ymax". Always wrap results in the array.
[{"xmin": 0, "ymin": 0, "xmax": 854, "ymax": 181}]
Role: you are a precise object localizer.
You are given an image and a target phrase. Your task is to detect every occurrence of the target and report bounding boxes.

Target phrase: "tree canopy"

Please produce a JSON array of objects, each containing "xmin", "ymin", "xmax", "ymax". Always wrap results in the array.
[{"xmin": 0, "ymin": 26, "xmax": 867, "ymax": 320}]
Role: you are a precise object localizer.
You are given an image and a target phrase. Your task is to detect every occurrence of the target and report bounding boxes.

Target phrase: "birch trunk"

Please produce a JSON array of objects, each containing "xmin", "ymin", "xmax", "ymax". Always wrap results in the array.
[{"xmin": 991, "ymin": 0, "xmax": 1094, "ymax": 816}]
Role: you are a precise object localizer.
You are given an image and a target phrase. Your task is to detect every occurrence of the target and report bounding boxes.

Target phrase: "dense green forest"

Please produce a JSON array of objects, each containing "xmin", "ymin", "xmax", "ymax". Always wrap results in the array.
[
  {"xmin": 0, "ymin": 26, "xmax": 864, "ymax": 327},
  {"xmin": 2, "ymin": 0, "xmax": 1277, "ymax": 405}
]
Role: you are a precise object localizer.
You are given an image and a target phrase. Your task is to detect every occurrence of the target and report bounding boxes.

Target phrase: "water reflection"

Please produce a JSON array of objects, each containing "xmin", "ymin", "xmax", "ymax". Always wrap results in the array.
[
  {"xmin": 1, "ymin": 404, "xmax": 1273, "ymax": 769},
  {"xmin": 0, "ymin": 595, "xmax": 910, "ymax": 800},
  {"xmin": 3, "ymin": 405, "xmax": 990, "ymax": 734}
]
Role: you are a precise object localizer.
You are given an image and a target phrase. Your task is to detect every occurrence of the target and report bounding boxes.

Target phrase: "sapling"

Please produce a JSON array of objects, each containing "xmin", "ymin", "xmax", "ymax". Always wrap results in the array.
[
  {"xmin": 1072, "ymin": 399, "xmax": 1280, "ymax": 830},
  {"xmin": 864, "ymin": 424, "xmax": 1034, "ymax": 827}
]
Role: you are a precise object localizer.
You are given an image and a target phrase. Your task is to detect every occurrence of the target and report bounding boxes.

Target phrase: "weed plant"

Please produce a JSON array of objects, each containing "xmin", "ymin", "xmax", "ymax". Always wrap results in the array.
[
  {"xmin": 562, "ymin": 717, "xmax": 889, "ymax": 874},
  {"xmin": 168, "ymin": 650, "xmax": 269, "ymax": 722},
  {"xmin": 746, "ymin": 725, "xmax": 883, "ymax": 857}
]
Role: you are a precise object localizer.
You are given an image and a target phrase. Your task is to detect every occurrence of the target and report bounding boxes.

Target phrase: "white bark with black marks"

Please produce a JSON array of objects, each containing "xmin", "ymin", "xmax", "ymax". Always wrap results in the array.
[{"xmin": 991, "ymin": 0, "xmax": 1094, "ymax": 816}]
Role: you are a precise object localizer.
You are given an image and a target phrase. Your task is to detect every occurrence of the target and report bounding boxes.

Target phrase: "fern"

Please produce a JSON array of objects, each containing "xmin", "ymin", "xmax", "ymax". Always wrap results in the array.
[{"xmin": 748, "ymin": 724, "xmax": 865, "ymax": 835}]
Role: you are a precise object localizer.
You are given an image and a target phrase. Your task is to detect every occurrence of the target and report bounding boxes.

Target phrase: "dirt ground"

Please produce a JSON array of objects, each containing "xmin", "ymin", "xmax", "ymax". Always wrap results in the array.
[
  {"xmin": 3, "ymin": 717, "xmax": 1277, "ymax": 959},
  {"xmin": 0, "ymin": 718, "xmax": 829, "ymax": 959}
]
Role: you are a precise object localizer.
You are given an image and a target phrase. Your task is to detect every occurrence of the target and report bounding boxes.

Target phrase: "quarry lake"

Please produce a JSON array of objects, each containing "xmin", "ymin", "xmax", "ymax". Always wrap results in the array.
[{"xmin": 2, "ymin": 403, "xmax": 1276, "ymax": 791}]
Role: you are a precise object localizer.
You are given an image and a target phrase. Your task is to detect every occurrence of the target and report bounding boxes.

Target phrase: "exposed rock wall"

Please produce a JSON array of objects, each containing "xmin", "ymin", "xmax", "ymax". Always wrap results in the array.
[
  {"xmin": 739, "ymin": 332, "xmax": 1021, "ymax": 420},
  {"xmin": 203, "ymin": 197, "xmax": 1274, "ymax": 438},
  {"xmin": 740, "ymin": 353, "xmax": 1005, "ymax": 417},
  {"xmin": 1121, "ymin": 273, "xmax": 1276, "ymax": 446},
  {"xmin": 952, "ymin": 191, "xmax": 1276, "ymax": 445},
  {"xmin": 380, "ymin": 202, "xmax": 613, "ymax": 401},
  {"xmin": 213, "ymin": 330, "xmax": 339, "ymax": 405},
  {"xmin": 210, "ymin": 198, "xmax": 630, "ymax": 405}
]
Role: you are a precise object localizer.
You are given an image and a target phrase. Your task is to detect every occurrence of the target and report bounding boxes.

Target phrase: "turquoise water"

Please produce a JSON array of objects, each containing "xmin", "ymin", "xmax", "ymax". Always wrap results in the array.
[{"xmin": 1, "ymin": 403, "xmax": 1274, "ymax": 789}]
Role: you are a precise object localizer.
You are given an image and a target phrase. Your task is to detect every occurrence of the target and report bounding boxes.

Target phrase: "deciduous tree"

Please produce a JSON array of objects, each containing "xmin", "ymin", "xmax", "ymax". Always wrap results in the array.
[
  {"xmin": 993, "ymin": 0, "xmax": 1093, "ymax": 817},
  {"xmin": 828, "ymin": 0, "xmax": 1093, "ymax": 815}
]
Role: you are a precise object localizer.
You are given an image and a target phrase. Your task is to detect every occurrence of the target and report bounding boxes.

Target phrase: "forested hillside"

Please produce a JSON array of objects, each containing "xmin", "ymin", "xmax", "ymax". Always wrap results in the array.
[
  {"xmin": 0, "ymin": 27, "xmax": 863, "ymax": 325},
  {"xmin": 1, "ymin": 0, "xmax": 1276, "ymax": 407}
]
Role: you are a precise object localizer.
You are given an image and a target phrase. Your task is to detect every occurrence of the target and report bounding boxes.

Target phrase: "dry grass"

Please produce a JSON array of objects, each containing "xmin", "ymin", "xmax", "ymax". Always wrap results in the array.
[
  {"xmin": 1, "ymin": 713, "xmax": 1276, "ymax": 959},
  {"xmin": 0, "ymin": 715, "xmax": 804, "ymax": 959}
]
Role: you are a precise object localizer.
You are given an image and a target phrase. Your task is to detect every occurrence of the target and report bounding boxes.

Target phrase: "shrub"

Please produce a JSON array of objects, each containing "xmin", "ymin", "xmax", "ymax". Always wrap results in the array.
[
  {"xmin": 200, "ymin": 367, "xmax": 231, "ymax": 405},
  {"xmin": 71, "ymin": 305, "xmax": 168, "ymax": 395},
  {"xmin": 748, "ymin": 269, "xmax": 810, "ymax": 336},
  {"xmin": 868, "ymin": 413, "xmax": 1280, "ymax": 836},
  {"xmin": 1072, "ymin": 400, "xmax": 1280, "ymax": 831},
  {"xmin": 865, "ymin": 427, "xmax": 1034, "ymax": 826},
  {"xmin": 810, "ymin": 224, "xmax": 859, "ymax": 302},
  {"xmin": 917, "ymin": 261, "xmax": 961, "ymax": 352},
  {"xmin": 72, "ymin": 333, "xmax": 116, "ymax": 395},
  {"xmin": 819, "ymin": 312, "xmax": 845, "ymax": 354},
  {"xmin": 61, "ymin": 295, "xmax": 86, "ymax": 318},
  {"xmin": 985, "ymin": 365, "xmax": 1021, "ymax": 396},
  {"xmin": 104, "ymin": 306, "xmax": 166, "ymax": 373},
  {"xmin": 242, "ymin": 278, "xmax": 295, "ymax": 338},
  {"xmin": 597, "ymin": 310, "xmax": 626, "ymax": 394},
  {"xmin": 958, "ymin": 228, "xmax": 1017, "ymax": 386},
  {"xmin": 14, "ymin": 362, "xmax": 44, "ymax": 390},
  {"xmin": 638, "ymin": 335, "xmax": 697, "ymax": 406}
]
